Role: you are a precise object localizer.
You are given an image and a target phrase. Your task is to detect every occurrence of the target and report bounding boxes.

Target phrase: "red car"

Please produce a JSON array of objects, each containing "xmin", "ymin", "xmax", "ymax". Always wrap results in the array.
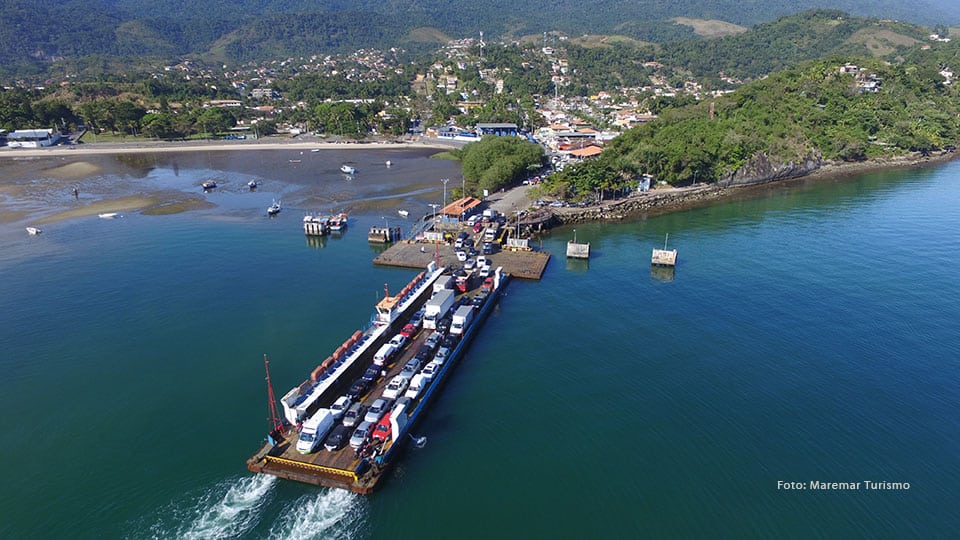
[
  {"xmin": 400, "ymin": 323, "xmax": 417, "ymax": 338},
  {"xmin": 473, "ymin": 223, "xmax": 483, "ymax": 233},
  {"xmin": 372, "ymin": 412, "xmax": 392, "ymax": 442}
]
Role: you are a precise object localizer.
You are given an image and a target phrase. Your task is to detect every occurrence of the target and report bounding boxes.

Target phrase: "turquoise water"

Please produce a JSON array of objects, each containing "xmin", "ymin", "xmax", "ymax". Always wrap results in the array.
[{"xmin": 1, "ymin": 155, "xmax": 958, "ymax": 538}]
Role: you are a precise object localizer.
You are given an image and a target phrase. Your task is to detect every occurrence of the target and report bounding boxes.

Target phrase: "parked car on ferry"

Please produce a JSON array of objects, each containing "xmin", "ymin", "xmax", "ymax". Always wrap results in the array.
[
  {"xmin": 388, "ymin": 333, "xmax": 407, "ymax": 349},
  {"xmin": 329, "ymin": 395, "xmax": 353, "ymax": 421},
  {"xmin": 365, "ymin": 397, "xmax": 393, "ymax": 423},
  {"xmin": 479, "ymin": 265, "xmax": 492, "ymax": 278},
  {"xmin": 372, "ymin": 413, "xmax": 393, "ymax": 442},
  {"xmin": 476, "ymin": 255, "xmax": 487, "ymax": 268},
  {"xmin": 437, "ymin": 315, "xmax": 452, "ymax": 334},
  {"xmin": 391, "ymin": 396, "xmax": 412, "ymax": 415},
  {"xmin": 323, "ymin": 424, "xmax": 350, "ymax": 451},
  {"xmin": 347, "ymin": 378, "xmax": 372, "ymax": 400},
  {"xmin": 400, "ymin": 323, "xmax": 417, "ymax": 339},
  {"xmin": 362, "ymin": 365, "xmax": 381, "ymax": 383},
  {"xmin": 350, "ymin": 421, "xmax": 374, "ymax": 449},
  {"xmin": 342, "ymin": 402, "xmax": 367, "ymax": 428},
  {"xmin": 410, "ymin": 309, "xmax": 425, "ymax": 328},
  {"xmin": 421, "ymin": 360, "xmax": 442, "ymax": 380},
  {"xmin": 423, "ymin": 332, "xmax": 441, "ymax": 352},
  {"xmin": 405, "ymin": 374, "xmax": 429, "ymax": 400},
  {"xmin": 433, "ymin": 346, "xmax": 450, "ymax": 365},
  {"xmin": 441, "ymin": 333, "xmax": 459, "ymax": 349},
  {"xmin": 399, "ymin": 358, "xmax": 421, "ymax": 379},
  {"xmin": 482, "ymin": 242, "xmax": 495, "ymax": 255},
  {"xmin": 382, "ymin": 375, "xmax": 410, "ymax": 400}
]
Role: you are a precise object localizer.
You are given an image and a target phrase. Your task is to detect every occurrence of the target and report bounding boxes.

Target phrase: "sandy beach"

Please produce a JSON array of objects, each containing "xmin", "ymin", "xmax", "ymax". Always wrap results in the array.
[{"xmin": 0, "ymin": 137, "xmax": 452, "ymax": 159}]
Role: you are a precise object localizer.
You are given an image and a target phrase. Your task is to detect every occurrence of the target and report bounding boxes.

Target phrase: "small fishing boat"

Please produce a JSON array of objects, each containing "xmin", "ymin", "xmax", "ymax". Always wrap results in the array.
[
  {"xmin": 289, "ymin": 159, "xmax": 302, "ymax": 163},
  {"xmin": 311, "ymin": 148, "xmax": 321, "ymax": 153},
  {"xmin": 25, "ymin": 227, "xmax": 42, "ymax": 235},
  {"xmin": 385, "ymin": 160, "xmax": 392, "ymax": 167},
  {"xmin": 247, "ymin": 179, "xmax": 259, "ymax": 190},
  {"xmin": 267, "ymin": 200, "xmax": 282, "ymax": 216},
  {"xmin": 98, "ymin": 213, "xmax": 118, "ymax": 219},
  {"xmin": 328, "ymin": 212, "xmax": 348, "ymax": 231},
  {"xmin": 397, "ymin": 209, "xmax": 409, "ymax": 218},
  {"xmin": 201, "ymin": 180, "xmax": 217, "ymax": 190},
  {"xmin": 340, "ymin": 164, "xmax": 356, "ymax": 174}
]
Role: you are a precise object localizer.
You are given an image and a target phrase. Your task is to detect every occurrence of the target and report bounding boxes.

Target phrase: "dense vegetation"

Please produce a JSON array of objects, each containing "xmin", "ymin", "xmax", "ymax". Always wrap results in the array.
[
  {"xmin": 453, "ymin": 137, "xmax": 546, "ymax": 195},
  {"xmin": 537, "ymin": 50, "xmax": 960, "ymax": 201},
  {"xmin": 3, "ymin": 0, "xmax": 960, "ymax": 80}
]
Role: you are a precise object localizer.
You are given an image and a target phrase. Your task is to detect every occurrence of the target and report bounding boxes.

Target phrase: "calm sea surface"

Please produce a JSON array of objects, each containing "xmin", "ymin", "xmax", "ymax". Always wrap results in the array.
[{"xmin": 1, "ymin": 152, "xmax": 958, "ymax": 539}]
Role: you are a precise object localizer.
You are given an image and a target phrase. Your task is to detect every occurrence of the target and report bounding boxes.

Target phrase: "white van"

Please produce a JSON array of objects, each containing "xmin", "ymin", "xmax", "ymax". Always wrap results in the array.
[
  {"xmin": 296, "ymin": 408, "xmax": 335, "ymax": 454},
  {"xmin": 405, "ymin": 373, "xmax": 429, "ymax": 400},
  {"xmin": 374, "ymin": 343, "xmax": 397, "ymax": 366}
]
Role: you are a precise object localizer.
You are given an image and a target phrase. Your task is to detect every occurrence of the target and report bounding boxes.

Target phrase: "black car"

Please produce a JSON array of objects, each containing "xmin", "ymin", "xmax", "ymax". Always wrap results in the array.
[
  {"xmin": 323, "ymin": 424, "xmax": 351, "ymax": 451},
  {"xmin": 482, "ymin": 242, "xmax": 495, "ymax": 255},
  {"xmin": 441, "ymin": 333, "xmax": 460, "ymax": 349},
  {"xmin": 347, "ymin": 378, "xmax": 371, "ymax": 400},
  {"xmin": 415, "ymin": 347, "xmax": 434, "ymax": 363},
  {"xmin": 437, "ymin": 316, "xmax": 452, "ymax": 334},
  {"xmin": 362, "ymin": 365, "xmax": 381, "ymax": 382}
]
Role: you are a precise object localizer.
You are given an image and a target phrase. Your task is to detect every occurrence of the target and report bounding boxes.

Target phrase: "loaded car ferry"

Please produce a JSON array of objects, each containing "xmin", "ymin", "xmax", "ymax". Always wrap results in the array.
[{"xmin": 247, "ymin": 262, "xmax": 509, "ymax": 493}]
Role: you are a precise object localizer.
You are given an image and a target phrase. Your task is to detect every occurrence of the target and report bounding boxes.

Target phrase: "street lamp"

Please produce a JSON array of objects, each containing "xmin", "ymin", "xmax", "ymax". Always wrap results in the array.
[
  {"xmin": 428, "ymin": 203, "xmax": 440, "ymax": 223},
  {"xmin": 441, "ymin": 178, "xmax": 450, "ymax": 212}
]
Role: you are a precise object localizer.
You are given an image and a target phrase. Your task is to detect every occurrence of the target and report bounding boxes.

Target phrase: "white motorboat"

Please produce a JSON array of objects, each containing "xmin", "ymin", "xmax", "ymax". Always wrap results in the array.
[
  {"xmin": 267, "ymin": 200, "xmax": 282, "ymax": 216},
  {"xmin": 247, "ymin": 179, "xmax": 259, "ymax": 189},
  {"xmin": 25, "ymin": 227, "xmax": 42, "ymax": 235},
  {"xmin": 98, "ymin": 213, "xmax": 118, "ymax": 219},
  {"xmin": 201, "ymin": 180, "xmax": 217, "ymax": 190},
  {"xmin": 398, "ymin": 210, "xmax": 409, "ymax": 218},
  {"xmin": 340, "ymin": 164, "xmax": 356, "ymax": 174}
]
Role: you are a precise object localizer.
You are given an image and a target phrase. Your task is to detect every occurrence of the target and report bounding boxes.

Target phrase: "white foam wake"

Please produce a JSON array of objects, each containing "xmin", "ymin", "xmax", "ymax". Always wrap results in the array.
[
  {"xmin": 177, "ymin": 474, "xmax": 277, "ymax": 540},
  {"xmin": 267, "ymin": 489, "xmax": 366, "ymax": 540}
]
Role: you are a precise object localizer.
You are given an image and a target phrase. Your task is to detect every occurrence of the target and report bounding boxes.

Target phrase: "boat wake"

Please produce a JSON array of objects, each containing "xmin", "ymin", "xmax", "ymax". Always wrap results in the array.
[
  {"xmin": 266, "ymin": 489, "xmax": 366, "ymax": 540},
  {"xmin": 141, "ymin": 474, "xmax": 277, "ymax": 540}
]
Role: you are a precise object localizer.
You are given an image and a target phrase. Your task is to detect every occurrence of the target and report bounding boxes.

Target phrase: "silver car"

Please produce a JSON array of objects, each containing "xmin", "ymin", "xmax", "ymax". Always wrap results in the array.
[
  {"xmin": 364, "ymin": 397, "xmax": 392, "ymax": 423},
  {"xmin": 350, "ymin": 421, "xmax": 374, "ymax": 449}
]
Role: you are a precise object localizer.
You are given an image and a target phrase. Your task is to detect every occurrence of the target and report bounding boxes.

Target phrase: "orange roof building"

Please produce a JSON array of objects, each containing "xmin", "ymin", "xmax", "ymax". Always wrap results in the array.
[{"xmin": 440, "ymin": 196, "xmax": 482, "ymax": 218}]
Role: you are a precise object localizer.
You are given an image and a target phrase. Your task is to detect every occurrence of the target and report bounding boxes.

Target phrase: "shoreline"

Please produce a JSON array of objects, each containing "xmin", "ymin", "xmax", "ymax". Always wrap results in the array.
[
  {"xmin": 545, "ymin": 150, "xmax": 960, "ymax": 225},
  {"xmin": 0, "ymin": 137, "xmax": 455, "ymax": 158}
]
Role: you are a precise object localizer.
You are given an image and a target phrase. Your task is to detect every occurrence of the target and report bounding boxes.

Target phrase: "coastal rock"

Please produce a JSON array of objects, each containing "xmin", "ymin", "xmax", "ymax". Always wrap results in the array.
[{"xmin": 719, "ymin": 151, "xmax": 823, "ymax": 187}]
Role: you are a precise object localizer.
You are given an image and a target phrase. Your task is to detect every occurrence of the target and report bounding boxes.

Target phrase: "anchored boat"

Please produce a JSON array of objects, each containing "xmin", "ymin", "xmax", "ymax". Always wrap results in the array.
[{"xmin": 267, "ymin": 200, "xmax": 282, "ymax": 216}]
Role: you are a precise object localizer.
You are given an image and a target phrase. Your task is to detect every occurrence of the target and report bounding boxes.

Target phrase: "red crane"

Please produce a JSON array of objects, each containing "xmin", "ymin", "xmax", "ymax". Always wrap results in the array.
[{"xmin": 263, "ymin": 354, "xmax": 286, "ymax": 444}]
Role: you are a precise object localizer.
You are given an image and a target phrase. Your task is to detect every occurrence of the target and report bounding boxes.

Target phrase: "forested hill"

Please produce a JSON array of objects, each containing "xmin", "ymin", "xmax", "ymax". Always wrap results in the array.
[
  {"xmin": 550, "ymin": 49, "xmax": 960, "ymax": 193},
  {"xmin": 2, "ymin": 0, "xmax": 959, "ymax": 78}
]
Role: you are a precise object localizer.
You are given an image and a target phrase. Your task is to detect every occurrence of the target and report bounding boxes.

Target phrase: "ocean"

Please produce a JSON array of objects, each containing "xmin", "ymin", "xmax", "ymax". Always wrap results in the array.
[{"xmin": 1, "ymin": 151, "xmax": 958, "ymax": 539}]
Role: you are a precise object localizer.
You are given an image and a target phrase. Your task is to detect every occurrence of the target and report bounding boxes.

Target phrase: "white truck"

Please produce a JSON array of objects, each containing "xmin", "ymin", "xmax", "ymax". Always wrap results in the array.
[
  {"xmin": 296, "ymin": 408, "xmax": 335, "ymax": 454},
  {"xmin": 423, "ymin": 289, "xmax": 455, "ymax": 330},
  {"xmin": 450, "ymin": 304, "xmax": 475, "ymax": 335}
]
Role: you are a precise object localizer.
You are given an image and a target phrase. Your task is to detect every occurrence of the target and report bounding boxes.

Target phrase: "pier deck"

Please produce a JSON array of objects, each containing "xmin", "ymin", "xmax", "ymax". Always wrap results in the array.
[{"xmin": 373, "ymin": 241, "xmax": 550, "ymax": 280}]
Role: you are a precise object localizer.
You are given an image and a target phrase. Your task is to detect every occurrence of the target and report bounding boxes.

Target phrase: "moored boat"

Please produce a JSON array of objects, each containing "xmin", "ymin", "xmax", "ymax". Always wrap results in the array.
[
  {"xmin": 98, "ymin": 213, "xmax": 118, "ymax": 219},
  {"xmin": 267, "ymin": 199, "xmax": 282, "ymax": 216},
  {"xmin": 340, "ymin": 164, "xmax": 356, "ymax": 174},
  {"xmin": 248, "ymin": 179, "xmax": 259, "ymax": 190},
  {"xmin": 328, "ymin": 212, "xmax": 348, "ymax": 231},
  {"xmin": 25, "ymin": 226, "xmax": 42, "ymax": 235},
  {"xmin": 397, "ymin": 209, "xmax": 409, "ymax": 218},
  {"xmin": 201, "ymin": 180, "xmax": 217, "ymax": 190}
]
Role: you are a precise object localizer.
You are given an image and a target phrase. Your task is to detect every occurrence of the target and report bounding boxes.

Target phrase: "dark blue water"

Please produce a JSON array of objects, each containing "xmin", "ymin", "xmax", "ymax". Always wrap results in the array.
[{"xmin": 1, "ymin": 155, "xmax": 958, "ymax": 539}]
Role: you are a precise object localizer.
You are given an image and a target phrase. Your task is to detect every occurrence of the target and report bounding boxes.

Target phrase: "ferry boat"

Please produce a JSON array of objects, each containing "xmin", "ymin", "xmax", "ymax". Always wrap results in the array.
[
  {"xmin": 340, "ymin": 164, "xmax": 356, "ymax": 175},
  {"xmin": 267, "ymin": 200, "xmax": 282, "ymax": 216},
  {"xmin": 328, "ymin": 212, "xmax": 348, "ymax": 232},
  {"xmin": 247, "ymin": 262, "xmax": 509, "ymax": 493}
]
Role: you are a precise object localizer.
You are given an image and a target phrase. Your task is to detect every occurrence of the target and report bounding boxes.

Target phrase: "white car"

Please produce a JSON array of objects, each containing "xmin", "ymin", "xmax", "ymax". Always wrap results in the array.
[
  {"xmin": 476, "ymin": 255, "xmax": 487, "ymax": 268},
  {"xmin": 455, "ymin": 250, "xmax": 467, "ymax": 262},
  {"xmin": 479, "ymin": 265, "xmax": 492, "ymax": 278},
  {"xmin": 421, "ymin": 360, "xmax": 442, "ymax": 380},
  {"xmin": 382, "ymin": 375, "xmax": 410, "ymax": 400},
  {"xmin": 464, "ymin": 258, "xmax": 477, "ymax": 270},
  {"xmin": 388, "ymin": 333, "xmax": 406, "ymax": 348},
  {"xmin": 329, "ymin": 395, "xmax": 353, "ymax": 420}
]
